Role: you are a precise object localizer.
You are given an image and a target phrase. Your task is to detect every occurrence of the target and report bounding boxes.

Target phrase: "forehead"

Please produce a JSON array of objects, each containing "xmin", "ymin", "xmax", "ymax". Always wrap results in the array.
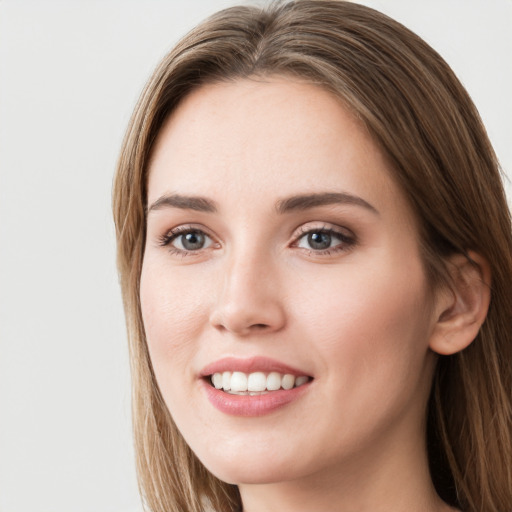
[{"xmin": 147, "ymin": 77, "xmax": 407, "ymax": 219}]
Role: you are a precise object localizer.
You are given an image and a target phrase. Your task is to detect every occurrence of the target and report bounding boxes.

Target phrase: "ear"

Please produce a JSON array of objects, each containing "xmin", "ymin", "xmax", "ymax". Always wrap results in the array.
[{"xmin": 429, "ymin": 251, "xmax": 491, "ymax": 356}]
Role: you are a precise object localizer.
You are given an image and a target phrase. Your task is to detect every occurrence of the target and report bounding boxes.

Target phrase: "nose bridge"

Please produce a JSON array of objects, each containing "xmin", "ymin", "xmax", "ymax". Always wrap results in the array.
[{"xmin": 210, "ymin": 237, "xmax": 285, "ymax": 335}]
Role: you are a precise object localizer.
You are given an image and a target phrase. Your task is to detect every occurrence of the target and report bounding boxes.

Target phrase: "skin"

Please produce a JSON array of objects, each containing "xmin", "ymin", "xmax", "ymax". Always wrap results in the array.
[{"xmin": 141, "ymin": 78, "xmax": 457, "ymax": 511}]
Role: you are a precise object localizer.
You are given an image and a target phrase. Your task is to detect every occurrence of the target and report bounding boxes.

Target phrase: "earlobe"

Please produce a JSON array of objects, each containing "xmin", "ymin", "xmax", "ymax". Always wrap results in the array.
[{"xmin": 429, "ymin": 251, "xmax": 492, "ymax": 356}]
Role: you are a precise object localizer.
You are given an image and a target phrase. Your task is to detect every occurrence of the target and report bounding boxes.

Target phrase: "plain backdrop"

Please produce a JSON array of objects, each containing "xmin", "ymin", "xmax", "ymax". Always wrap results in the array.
[{"xmin": 0, "ymin": 1, "xmax": 510, "ymax": 511}]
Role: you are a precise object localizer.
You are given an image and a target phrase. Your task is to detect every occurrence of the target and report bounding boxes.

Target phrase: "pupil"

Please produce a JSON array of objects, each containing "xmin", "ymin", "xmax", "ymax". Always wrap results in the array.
[
  {"xmin": 182, "ymin": 231, "xmax": 204, "ymax": 250},
  {"xmin": 308, "ymin": 232, "xmax": 331, "ymax": 250}
]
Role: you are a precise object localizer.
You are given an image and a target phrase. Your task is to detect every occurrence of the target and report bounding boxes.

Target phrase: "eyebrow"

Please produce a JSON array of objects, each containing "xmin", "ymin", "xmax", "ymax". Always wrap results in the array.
[
  {"xmin": 276, "ymin": 192, "xmax": 379, "ymax": 215},
  {"xmin": 147, "ymin": 194, "xmax": 218, "ymax": 214},
  {"xmin": 147, "ymin": 191, "xmax": 379, "ymax": 216}
]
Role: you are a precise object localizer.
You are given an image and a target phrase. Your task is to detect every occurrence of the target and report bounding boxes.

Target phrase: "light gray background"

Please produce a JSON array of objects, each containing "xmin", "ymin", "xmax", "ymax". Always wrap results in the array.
[{"xmin": 0, "ymin": 1, "xmax": 510, "ymax": 511}]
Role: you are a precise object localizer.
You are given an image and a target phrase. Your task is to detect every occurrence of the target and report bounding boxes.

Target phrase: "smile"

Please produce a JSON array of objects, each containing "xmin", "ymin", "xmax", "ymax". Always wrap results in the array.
[
  {"xmin": 200, "ymin": 357, "xmax": 313, "ymax": 416},
  {"xmin": 210, "ymin": 371, "xmax": 311, "ymax": 394}
]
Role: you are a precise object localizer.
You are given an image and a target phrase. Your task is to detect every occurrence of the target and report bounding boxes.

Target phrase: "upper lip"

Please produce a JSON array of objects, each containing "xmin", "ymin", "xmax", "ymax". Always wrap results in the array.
[{"xmin": 199, "ymin": 356, "xmax": 311, "ymax": 378}]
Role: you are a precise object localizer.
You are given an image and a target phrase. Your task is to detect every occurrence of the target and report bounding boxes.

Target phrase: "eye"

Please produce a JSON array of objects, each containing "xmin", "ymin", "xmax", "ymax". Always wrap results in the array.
[
  {"xmin": 300, "ymin": 231, "xmax": 334, "ymax": 250},
  {"xmin": 174, "ymin": 230, "xmax": 212, "ymax": 251},
  {"xmin": 159, "ymin": 227, "xmax": 214, "ymax": 254},
  {"xmin": 294, "ymin": 226, "xmax": 355, "ymax": 254}
]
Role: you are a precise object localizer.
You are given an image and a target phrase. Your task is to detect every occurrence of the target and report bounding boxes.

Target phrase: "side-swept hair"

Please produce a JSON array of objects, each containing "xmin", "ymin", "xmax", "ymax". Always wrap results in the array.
[{"xmin": 113, "ymin": 2, "xmax": 512, "ymax": 511}]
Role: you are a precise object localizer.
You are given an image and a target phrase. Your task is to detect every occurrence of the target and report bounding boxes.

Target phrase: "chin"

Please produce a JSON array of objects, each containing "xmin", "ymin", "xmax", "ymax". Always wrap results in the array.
[
  {"xmin": 205, "ymin": 460, "xmax": 297, "ymax": 486},
  {"xmin": 196, "ymin": 439, "xmax": 322, "ymax": 487}
]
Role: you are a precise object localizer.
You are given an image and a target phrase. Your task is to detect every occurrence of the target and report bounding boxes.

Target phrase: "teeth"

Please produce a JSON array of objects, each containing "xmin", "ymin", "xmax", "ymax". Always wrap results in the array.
[
  {"xmin": 222, "ymin": 371, "xmax": 231, "ymax": 391},
  {"xmin": 230, "ymin": 371, "xmax": 247, "ymax": 392},
  {"xmin": 212, "ymin": 373, "xmax": 223, "ymax": 389},
  {"xmin": 282, "ymin": 374, "xmax": 295, "ymax": 390},
  {"xmin": 295, "ymin": 376, "xmax": 309, "ymax": 387},
  {"xmin": 247, "ymin": 372, "xmax": 267, "ymax": 392},
  {"xmin": 210, "ymin": 371, "xmax": 310, "ymax": 393},
  {"xmin": 267, "ymin": 372, "xmax": 282, "ymax": 391}
]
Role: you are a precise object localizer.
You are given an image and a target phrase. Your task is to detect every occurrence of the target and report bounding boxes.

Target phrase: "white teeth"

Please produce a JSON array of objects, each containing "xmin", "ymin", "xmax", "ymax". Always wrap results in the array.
[
  {"xmin": 281, "ymin": 374, "xmax": 295, "ymax": 390},
  {"xmin": 222, "ymin": 371, "xmax": 232, "ymax": 391},
  {"xmin": 210, "ymin": 371, "xmax": 310, "ymax": 393},
  {"xmin": 212, "ymin": 373, "xmax": 223, "ymax": 389},
  {"xmin": 267, "ymin": 371, "xmax": 282, "ymax": 391},
  {"xmin": 295, "ymin": 376, "xmax": 309, "ymax": 387},
  {"xmin": 247, "ymin": 372, "xmax": 267, "ymax": 392},
  {"xmin": 230, "ymin": 371, "xmax": 248, "ymax": 392}
]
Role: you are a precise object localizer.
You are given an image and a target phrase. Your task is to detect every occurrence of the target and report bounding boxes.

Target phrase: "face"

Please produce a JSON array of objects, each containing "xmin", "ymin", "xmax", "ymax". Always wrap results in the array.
[{"xmin": 141, "ymin": 78, "xmax": 440, "ymax": 486}]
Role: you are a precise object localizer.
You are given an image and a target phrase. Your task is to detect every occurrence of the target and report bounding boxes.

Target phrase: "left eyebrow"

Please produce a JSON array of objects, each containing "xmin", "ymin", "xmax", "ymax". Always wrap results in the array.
[{"xmin": 275, "ymin": 192, "xmax": 379, "ymax": 216}]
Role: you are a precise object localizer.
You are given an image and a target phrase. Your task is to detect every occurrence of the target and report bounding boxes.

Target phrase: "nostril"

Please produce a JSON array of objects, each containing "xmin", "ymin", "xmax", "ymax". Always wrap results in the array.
[{"xmin": 209, "ymin": 298, "xmax": 286, "ymax": 335}]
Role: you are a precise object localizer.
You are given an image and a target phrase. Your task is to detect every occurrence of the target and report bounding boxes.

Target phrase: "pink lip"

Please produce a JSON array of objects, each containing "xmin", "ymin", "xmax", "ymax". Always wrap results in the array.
[
  {"xmin": 199, "ymin": 356, "xmax": 313, "ymax": 417},
  {"xmin": 201, "ymin": 380, "xmax": 311, "ymax": 417},
  {"xmin": 199, "ymin": 356, "xmax": 310, "ymax": 377}
]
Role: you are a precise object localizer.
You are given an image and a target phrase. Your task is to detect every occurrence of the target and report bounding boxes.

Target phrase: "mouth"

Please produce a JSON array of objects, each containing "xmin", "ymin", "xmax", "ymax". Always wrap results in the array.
[
  {"xmin": 208, "ymin": 371, "xmax": 312, "ymax": 395},
  {"xmin": 200, "ymin": 357, "xmax": 313, "ymax": 415}
]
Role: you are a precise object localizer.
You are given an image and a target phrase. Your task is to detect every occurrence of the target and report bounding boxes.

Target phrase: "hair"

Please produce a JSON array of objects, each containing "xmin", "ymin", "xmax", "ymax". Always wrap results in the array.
[{"xmin": 112, "ymin": 1, "xmax": 512, "ymax": 511}]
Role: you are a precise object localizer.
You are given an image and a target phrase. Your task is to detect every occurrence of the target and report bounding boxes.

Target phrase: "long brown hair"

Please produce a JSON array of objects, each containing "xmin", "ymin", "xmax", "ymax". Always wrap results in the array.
[{"xmin": 112, "ymin": 2, "xmax": 512, "ymax": 511}]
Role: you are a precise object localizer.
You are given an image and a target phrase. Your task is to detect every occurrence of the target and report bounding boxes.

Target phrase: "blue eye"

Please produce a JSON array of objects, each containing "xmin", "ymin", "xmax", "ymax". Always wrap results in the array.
[
  {"xmin": 303, "ymin": 232, "xmax": 333, "ymax": 250},
  {"xmin": 174, "ymin": 231, "xmax": 211, "ymax": 251},
  {"xmin": 160, "ymin": 228, "xmax": 213, "ymax": 253},
  {"xmin": 296, "ymin": 228, "xmax": 354, "ymax": 252}
]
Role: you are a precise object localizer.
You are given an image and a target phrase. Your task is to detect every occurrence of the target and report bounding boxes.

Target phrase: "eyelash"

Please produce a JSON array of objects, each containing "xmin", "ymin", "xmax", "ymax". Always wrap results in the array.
[
  {"xmin": 157, "ymin": 225, "xmax": 215, "ymax": 257},
  {"xmin": 157, "ymin": 224, "xmax": 356, "ymax": 257},
  {"xmin": 292, "ymin": 224, "xmax": 356, "ymax": 256}
]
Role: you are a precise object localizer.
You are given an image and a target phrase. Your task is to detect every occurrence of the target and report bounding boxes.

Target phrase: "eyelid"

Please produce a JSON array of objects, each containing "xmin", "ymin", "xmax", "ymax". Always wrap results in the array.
[{"xmin": 292, "ymin": 221, "xmax": 355, "ymax": 240}]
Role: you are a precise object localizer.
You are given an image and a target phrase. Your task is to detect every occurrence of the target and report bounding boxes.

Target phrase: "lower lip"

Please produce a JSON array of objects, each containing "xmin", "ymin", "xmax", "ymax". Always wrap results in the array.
[{"xmin": 201, "ymin": 379, "xmax": 311, "ymax": 417}]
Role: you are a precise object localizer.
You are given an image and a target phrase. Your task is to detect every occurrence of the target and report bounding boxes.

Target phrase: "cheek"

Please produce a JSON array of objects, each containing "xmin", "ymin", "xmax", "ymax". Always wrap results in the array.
[
  {"xmin": 292, "ymin": 256, "xmax": 433, "ymax": 383},
  {"xmin": 139, "ymin": 260, "xmax": 211, "ymax": 390},
  {"xmin": 285, "ymin": 258, "xmax": 435, "ymax": 456}
]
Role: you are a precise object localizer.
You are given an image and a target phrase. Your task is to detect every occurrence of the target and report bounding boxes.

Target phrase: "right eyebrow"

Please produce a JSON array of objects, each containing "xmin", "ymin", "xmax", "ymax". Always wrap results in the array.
[{"xmin": 147, "ymin": 194, "xmax": 218, "ymax": 214}]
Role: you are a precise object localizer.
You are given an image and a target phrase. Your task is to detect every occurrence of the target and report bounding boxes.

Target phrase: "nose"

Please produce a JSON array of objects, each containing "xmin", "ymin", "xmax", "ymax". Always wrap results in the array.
[{"xmin": 209, "ymin": 252, "xmax": 286, "ymax": 336}]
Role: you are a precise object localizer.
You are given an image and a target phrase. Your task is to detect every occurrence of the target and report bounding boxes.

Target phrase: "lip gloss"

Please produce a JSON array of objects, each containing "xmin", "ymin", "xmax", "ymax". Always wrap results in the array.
[{"xmin": 201, "ymin": 379, "xmax": 311, "ymax": 417}]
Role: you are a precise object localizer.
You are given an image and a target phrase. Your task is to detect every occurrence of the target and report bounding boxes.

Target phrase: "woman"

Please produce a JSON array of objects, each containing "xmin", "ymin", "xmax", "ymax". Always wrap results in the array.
[{"xmin": 113, "ymin": 1, "xmax": 512, "ymax": 511}]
